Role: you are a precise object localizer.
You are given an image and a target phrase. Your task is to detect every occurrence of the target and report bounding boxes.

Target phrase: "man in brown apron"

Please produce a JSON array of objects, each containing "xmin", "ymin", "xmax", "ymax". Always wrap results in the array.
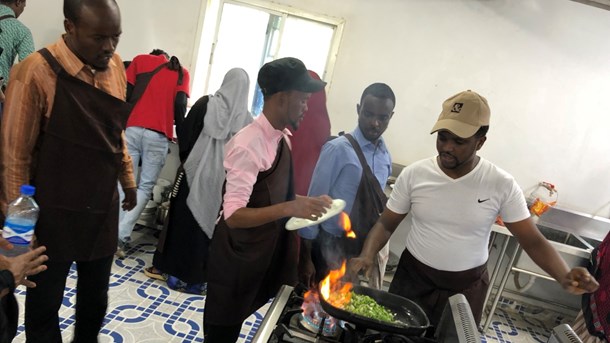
[
  {"xmin": 0, "ymin": 1, "xmax": 137, "ymax": 341},
  {"xmin": 298, "ymin": 83, "xmax": 396, "ymax": 290},
  {"xmin": 204, "ymin": 57, "xmax": 330, "ymax": 343}
]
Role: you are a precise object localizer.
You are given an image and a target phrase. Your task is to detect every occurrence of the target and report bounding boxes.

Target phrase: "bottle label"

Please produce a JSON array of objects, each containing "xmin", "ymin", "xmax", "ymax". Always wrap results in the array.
[{"xmin": 3, "ymin": 221, "xmax": 34, "ymax": 246}]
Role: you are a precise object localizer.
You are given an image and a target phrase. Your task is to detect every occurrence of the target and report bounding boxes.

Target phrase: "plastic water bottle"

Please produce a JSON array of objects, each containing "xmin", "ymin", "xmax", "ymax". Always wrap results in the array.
[{"xmin": 1, "ymin": 185, "xmax": 39, "ymax": 257}]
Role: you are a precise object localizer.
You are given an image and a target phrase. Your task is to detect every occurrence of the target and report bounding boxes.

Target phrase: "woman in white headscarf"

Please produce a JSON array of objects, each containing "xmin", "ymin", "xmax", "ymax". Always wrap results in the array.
[{"xmin": 144, "ymin": 68, "xmax": 252, "ymax": 294}]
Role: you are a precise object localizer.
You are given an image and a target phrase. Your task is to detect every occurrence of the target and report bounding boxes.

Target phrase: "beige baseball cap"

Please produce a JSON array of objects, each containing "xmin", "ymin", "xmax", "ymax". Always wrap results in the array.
[{"xmin": 430, "ymin": 90, "xmax": 490, "ymax": 138}]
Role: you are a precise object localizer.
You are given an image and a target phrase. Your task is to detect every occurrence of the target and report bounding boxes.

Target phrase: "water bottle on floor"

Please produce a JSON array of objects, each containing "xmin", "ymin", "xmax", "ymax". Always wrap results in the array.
[{"xmin": 1, "ymin": 185, "xmax": 39, "ymax": 257}]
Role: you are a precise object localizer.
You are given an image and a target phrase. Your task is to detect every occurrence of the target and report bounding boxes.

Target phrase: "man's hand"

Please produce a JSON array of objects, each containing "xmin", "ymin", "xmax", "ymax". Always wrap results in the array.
[
  {"xmin": 348, "ymin": 256, "xmax": 375, "ymax": 282},
  {"xmin": 561, "ymin": 267, "xmax": 599, "ymax": 295},
  {"xmin": 225, "ymin": 195, "xmax": 332, "ymax": 229},
  {"xmin": 289, "ymin": 195, "xmax": 332, "ymax": 221},
  {"xmin": 122, "ymin": 187, "xmax": 137, "ymax": 211},
  {"xmin": 7, "ymin": 246, "xmax": 48, "ymax": 288}
]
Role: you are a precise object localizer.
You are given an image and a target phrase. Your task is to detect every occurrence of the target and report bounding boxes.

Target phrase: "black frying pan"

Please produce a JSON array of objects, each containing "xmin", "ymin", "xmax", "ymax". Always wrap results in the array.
[{"xmin": 319, "ymin": 284, "xmax": 430, "ymax": 336}]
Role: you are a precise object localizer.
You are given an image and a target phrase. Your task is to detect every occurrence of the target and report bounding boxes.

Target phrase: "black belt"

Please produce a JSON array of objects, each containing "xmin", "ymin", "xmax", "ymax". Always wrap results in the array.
[{"xmin": 146, "ymin": 128, "xmax": 167, "ymax": 137}]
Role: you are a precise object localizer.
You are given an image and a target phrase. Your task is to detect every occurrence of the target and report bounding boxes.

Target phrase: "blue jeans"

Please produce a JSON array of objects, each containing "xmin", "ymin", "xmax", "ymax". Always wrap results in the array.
[{"xmin": 118, "ymin": 127, "xmax": 168, "ymax": 242}]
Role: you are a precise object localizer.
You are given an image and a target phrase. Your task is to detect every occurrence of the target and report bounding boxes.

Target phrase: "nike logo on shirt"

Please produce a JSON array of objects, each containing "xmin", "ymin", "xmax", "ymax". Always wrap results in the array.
[{"xmin": 478, "ymin": 198, "xmax": 490, "ymax": 203}]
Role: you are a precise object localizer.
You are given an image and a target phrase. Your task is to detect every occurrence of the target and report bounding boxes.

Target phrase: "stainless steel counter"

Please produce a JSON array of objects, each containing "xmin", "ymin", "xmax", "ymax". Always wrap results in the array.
[
  {"xmin": 483, "ymin": 206, "xmax": 610, "ymax": 333},
  {"xmin": 491, "ymin": 206, "xmax": 610, "ymax": 242}
]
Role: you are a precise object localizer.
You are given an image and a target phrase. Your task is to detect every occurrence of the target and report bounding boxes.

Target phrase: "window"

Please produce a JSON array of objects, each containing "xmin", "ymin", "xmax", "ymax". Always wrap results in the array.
[{"xmin": 191, "ymin": 0, "xmax": 344, "ymax": 114}]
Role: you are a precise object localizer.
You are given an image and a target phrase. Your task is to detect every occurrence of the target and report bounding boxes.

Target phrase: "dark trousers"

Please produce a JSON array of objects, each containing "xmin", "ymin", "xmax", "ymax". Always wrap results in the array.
[
  {"xmin": 0, "ymin": 293, "xmax": 18, "ymax": 343},
  {"xmin": 203, "ymin": 322, "xmax": 241, "ymax": 343},
  {"xmin": 25, "ymin": 255, "xmax": 114, "ymax": 343}
]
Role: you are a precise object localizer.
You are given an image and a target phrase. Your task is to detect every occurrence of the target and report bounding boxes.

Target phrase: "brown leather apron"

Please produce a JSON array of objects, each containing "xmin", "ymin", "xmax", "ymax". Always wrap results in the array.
[
  {"xmin": 312, "ymin": 134, "xmax": 388, "ymax": 288},
  {"xmin": 32, "ymin": 48, "xmax": 131, "ymax": 262},
  {"xmin": 205, "ymin": 138, "xmax": 298, "ymax": 326}
]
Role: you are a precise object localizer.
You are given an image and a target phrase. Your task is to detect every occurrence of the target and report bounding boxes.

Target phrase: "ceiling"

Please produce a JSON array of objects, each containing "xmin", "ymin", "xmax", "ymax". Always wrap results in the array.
[{"xmin": 571, "ymin": 0, "xmax": 610, "ymax": 10}]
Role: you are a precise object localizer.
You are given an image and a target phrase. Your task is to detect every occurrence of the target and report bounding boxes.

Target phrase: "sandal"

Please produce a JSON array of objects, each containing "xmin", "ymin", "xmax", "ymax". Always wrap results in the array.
[
  {"xmin": 143, "ymin": 266, "xmax": 168, "ymax": 281},
  {"xmin": 166, "ymin": 275, "xmax": 207, "ymax": 295}
]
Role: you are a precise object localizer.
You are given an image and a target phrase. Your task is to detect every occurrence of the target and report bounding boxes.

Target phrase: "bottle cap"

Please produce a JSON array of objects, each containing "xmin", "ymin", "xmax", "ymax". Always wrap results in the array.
[{"xmin": 20, "ymin": 185, "xmax": 35, "ymax": 196}]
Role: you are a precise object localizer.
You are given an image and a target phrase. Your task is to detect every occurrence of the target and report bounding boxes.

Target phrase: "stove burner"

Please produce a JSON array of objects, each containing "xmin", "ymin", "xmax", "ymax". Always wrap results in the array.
[{"xmin": 299, "ymin": 312, "xmax": 338, "ymax": 337}]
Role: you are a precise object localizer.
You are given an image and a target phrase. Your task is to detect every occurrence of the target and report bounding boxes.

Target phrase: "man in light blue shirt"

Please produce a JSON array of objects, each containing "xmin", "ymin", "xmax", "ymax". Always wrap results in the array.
[{"xmin": 299, "ymin": 83, "xmax": 395, "ymax": 289}]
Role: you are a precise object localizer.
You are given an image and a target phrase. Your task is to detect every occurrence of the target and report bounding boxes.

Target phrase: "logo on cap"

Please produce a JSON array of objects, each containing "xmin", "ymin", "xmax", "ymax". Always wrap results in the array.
[
  {"xmin": 451, "ymin": 103, "xmax": 463, "ymax": 113},
  {"xmin": 430, "ymin": 90, "xmax": 490, "ymax": 139}
]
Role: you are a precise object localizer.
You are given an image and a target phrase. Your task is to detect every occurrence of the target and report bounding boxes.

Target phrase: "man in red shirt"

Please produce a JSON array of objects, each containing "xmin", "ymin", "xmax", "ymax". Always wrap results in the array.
[{"xmin": 117, "ymin": 49, "xmax": 190, "ymax": 257}]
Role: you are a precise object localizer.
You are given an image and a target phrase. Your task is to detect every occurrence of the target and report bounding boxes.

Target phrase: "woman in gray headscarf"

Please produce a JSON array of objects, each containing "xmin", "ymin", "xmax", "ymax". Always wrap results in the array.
[{"xmin": 145, "ymin": 68, "xmax": 252, "ymax": 294}]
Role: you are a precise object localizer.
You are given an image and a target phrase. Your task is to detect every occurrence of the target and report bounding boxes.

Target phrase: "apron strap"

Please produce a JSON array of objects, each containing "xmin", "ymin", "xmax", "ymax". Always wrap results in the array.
[
  {"xmin": 285, "ymin": 139, "xmax": 295, "ymax": 201},
  {"xmin": 343, "ymin": 133, "xmax": 387, "ymax": 202},
  {"xmin": 169, "ymin": 56, "xmax": 184, "ymax": 85},
  {"xmin": 0, "ymin": 14, "xmax": 15, "ymax": 34},
  {"xmin": 38, "ymin": 48, "xmax": 64, "ymax": 76},
  {"xmin": 129, "ymin": 62, "xmax": 168, "ymax": 105}
]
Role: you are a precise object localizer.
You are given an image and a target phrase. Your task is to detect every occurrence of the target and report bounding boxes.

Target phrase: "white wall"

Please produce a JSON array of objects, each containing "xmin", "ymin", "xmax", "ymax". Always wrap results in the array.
[
  {"xmin": 20, "ymin": 0, "xmax": 610, "ymax": 217},
  {"xmin": 21, "ymin": 0, "xmax": 204, "ymax": 66},
  {"xmin": 272, "ymin": 0, "xmax": 610, "ymax": 218}
]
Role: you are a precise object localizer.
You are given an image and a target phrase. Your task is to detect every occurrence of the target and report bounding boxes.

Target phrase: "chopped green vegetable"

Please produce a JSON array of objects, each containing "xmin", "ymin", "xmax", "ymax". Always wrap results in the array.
[{"xmin": 343, "ymin": 292, "xmax": 396, "ymax": 323}]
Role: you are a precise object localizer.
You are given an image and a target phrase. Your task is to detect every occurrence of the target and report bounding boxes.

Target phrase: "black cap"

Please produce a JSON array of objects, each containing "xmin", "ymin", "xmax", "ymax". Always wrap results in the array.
[{"xmin": 257, "ymin": 57, "xmax": 327, "ymax": 96}]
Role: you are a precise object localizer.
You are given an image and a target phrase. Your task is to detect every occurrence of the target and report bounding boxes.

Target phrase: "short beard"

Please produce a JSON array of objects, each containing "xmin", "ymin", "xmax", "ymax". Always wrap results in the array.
[
  {"xmin": 439, "ymin": 153, "xmax": 461, "ymax": 169},
  {"xmin": 289, "ymin": 119, "xmax": 299, "ymax": 131}
]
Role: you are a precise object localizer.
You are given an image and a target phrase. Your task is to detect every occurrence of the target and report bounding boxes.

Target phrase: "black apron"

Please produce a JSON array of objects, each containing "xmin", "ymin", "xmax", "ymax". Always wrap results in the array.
[
  {"xmin": 33, "ymin": 48, "xmax": 132, "ymax": 261},
  {"xmin": 205, "ymin": 138, "xmax": 298, "ymax": 326},
  {"xmin": 312, "ymin": 134, "xmax": 388, "ymax": 285},
  {"xmin": 389, "ymin": 248, "xmax": 489, "ymax": 327}
]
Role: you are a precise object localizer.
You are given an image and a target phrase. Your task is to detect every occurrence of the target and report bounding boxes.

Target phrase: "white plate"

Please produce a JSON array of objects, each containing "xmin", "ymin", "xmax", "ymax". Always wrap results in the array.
[{"xmin": 285, "ymin": 199, "xmax": 346, "ymax": 231}]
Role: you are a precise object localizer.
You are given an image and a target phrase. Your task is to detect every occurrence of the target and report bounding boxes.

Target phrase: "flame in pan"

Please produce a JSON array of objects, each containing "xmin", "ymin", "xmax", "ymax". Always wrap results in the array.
[
  {"xmin": 317, "ymin": 213, "xmax": 355, "ymax": 308},
  {"xmin": 320, "ymin": 260, "xmax": 352, "ymax": 308}
]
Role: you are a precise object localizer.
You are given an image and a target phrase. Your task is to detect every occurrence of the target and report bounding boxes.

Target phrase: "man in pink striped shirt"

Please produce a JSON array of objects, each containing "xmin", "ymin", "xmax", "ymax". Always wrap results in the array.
[{"xmin": 204, "ymin": 57, "xmax": 332, "ymax": 343}]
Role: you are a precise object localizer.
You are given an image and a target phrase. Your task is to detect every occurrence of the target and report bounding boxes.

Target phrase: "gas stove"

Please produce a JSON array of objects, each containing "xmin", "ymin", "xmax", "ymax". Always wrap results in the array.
[
  {"xmin": 252, "ymin": 285, "xmax": 437, "ymax": 343},
  {"xmin": 251, "ymin": 284, "xmax": 582, "ymax": 343}
]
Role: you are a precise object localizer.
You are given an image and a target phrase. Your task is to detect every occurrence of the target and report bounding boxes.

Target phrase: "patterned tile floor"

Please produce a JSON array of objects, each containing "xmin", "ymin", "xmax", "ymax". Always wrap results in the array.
[
  {"xmin": 10, "ymin": 226, "xmax": 575, "ymax": 342},
  {"xmin": 481, "ymin": 298, "xmax": 575, "ymax": 343}
]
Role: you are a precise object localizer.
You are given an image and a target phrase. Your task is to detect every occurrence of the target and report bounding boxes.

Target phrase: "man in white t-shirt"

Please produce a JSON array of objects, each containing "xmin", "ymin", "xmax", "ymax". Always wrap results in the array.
[{"xmin": 350, "ymin": 90, "xmax": 599, "ymax": 327}]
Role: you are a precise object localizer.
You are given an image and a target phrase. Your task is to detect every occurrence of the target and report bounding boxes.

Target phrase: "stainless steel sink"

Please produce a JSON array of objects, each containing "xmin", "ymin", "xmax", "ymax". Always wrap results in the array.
[
  {"xmin": 537, "ymin": 206, "xmax": 610, "ymax": 242},
  {"xmin": 510, "ymin": 224, "xmax": 593, "ymax": 280},
  {"xmin": 537, "ymin": 225, "xmax": 598, "ymax": 250},
  {"xmin": 483, "ymin": 207, "xmax": 608, "ymax": 332}
]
